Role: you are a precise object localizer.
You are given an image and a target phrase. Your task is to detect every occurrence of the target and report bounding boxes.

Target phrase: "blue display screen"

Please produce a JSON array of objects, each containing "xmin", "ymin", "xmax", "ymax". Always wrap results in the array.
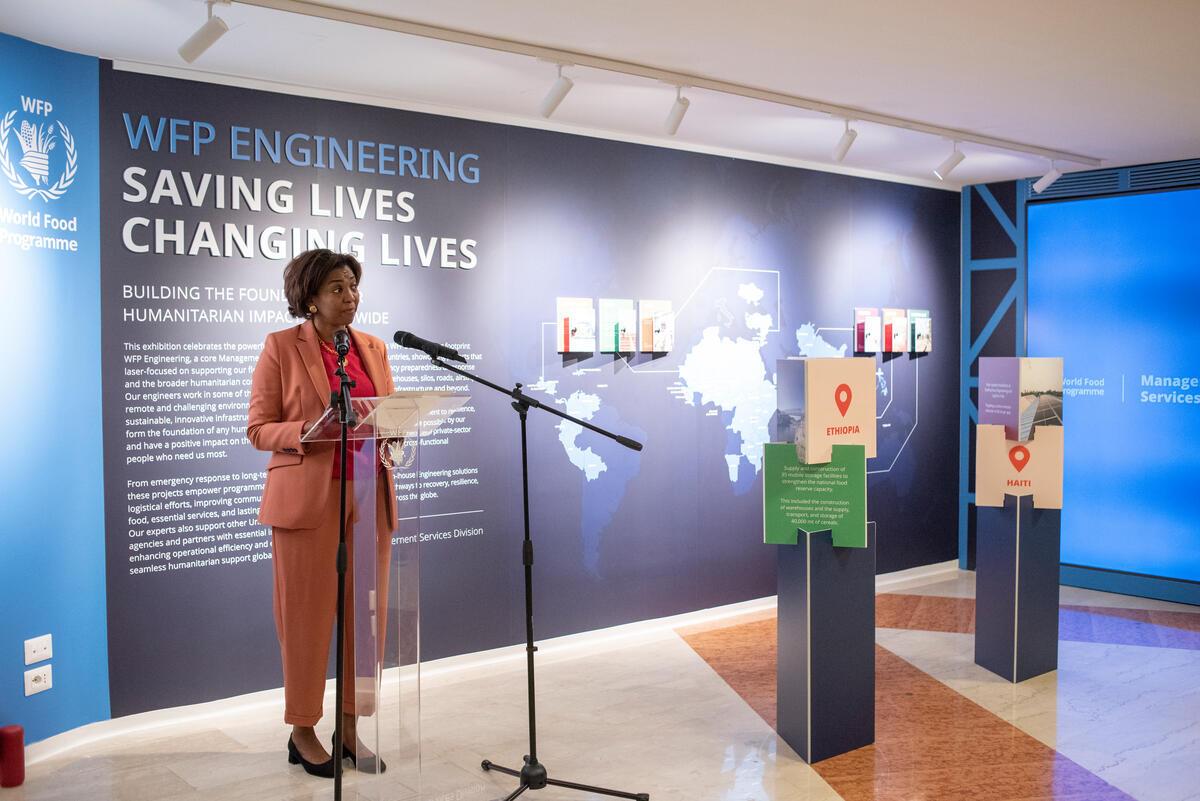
[{"xmin": 1028, "ymin": 187, "xmax": 1200, "ymax": 583}]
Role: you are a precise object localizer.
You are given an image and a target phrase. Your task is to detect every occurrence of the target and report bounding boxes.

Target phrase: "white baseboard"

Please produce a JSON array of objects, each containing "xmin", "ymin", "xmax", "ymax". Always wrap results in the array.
[
  {"xmin": 25, "ymin": 594, "xmax": 773, "ymax": 765},
  {"xmin": 25, "ymin": 685, "xmax": 288, "ymax": 766},
  {"xmin": 28, "ymin": 559, "xmax": 959, "ymax": 765},
  {"xmin": 875, "ymin": 559, "xmax": 961, "ymax": 593}
]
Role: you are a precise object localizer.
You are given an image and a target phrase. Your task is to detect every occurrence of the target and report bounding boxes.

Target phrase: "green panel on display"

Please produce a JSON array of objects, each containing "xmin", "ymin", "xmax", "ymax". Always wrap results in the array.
[{"xmin": 764, "ymin": 443, "xmax": 867, "ymax": 548}]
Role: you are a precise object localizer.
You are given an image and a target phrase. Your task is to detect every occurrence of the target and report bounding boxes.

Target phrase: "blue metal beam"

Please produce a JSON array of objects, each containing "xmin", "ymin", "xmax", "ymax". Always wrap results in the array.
[
  {"xmin": 960, "ymin": 181, "xmax": 1026, "ymax": 568},
  {"xmin": 967, "ymin": 257, "xmax": 1019, "ymax": 271},
  {"xmin": 975, "ymin": 184, "xmax": 1019, "ymax": 245}
]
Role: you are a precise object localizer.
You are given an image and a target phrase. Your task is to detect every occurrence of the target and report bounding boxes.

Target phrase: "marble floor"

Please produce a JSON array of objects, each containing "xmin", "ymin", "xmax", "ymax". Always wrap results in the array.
[{"xmin": 11, "ymin": 572, "xmax": 1199, "ymax": 801}]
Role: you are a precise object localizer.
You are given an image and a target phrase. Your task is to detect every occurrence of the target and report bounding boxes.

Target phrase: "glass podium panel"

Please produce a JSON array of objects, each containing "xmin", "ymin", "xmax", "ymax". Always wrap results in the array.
[{"xmin": 301, "ymin": 392, "xmax": 468, "ymax": 800}]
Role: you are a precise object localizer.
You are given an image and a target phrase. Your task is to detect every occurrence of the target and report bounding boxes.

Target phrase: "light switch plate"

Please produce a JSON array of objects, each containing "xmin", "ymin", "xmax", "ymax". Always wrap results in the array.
[
  {"xmin": 25, "ymin": 664, "xmax": 52, "ymax": 696},
  {"xmin": 25, "ymin": 634, "xmax": 52, "ymax": 665}
]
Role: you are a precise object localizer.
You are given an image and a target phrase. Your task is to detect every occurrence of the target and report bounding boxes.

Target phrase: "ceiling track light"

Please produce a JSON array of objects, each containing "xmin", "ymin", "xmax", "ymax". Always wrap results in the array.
[
  {"xmin": 664, "ymin": 86, "xmax": 690, "ymax": 136},
  {"xmin": 179, "ymin": 0, "xmax": 231, "ymax": 63},
  {"xmin": 833, "ymin": 119, "xmax": 858, "ymax": 163},
  {"xmin": 1032, "ymin": 162, "xmax": 1064, "ymax": 194},
  {"xmin": 226, "ymin": 1, "xmax": 1103, "ymax": 169},
  {"xmin": 539, "ymin": 63, "xmax": 574, "ymax": 119},
  {"xmin": 934, "ymin": 143, "xmax": 965, "ymax": 181}
]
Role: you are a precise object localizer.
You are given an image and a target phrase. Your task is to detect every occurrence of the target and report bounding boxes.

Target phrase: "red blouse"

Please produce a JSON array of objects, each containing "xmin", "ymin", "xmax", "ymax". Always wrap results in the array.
[{"xmin": 318, "ymin": 334, "xmax": 377, "ymax": 480}]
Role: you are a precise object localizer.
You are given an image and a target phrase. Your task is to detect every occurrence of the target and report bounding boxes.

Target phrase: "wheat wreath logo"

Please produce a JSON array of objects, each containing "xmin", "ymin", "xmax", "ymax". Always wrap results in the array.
[{"xmin": 0, "ymin": 109, "xmax": 78, "ymax": 202}]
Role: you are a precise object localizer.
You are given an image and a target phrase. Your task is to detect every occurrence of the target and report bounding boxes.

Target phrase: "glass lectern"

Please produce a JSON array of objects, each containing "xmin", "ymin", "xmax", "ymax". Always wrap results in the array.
[{"xmin": 301, "ymin": 390, "xmax": 469, "ymax": 800}]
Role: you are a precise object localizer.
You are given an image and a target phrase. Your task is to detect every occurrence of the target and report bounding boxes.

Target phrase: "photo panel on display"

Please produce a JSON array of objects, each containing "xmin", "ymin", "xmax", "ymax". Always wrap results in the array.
[
  {"xmin": 639, "ymin": 300, "xmax": 673, "ymax": 353},
  {"xmin": 557, "ymin": 297, "xmax": 597, "ymax": 354},
  {"xmin": 598, "ymin": 298, "xmax": 637, "ymax": 353},
  {"xmin": 908, "ymin": 309, "xmax": 931, "ymax": 353},
  {"xmin": 1018, "ymin": 357, "xmax": 1064, "ymax": 439},
  {"xmin": 773, "ymin": 359, "xmax": 806, "ymax": 447},
  {"xmin": 979, "ymin": 357, "xmax": 1063, "ymax": 441},
  {"xmin": 854, "ymin": 307, "xmax": 881, "ymax": 353},
  {"xmin": 882, "ymin": 308, "xmax": 908, "ymax": 353}
]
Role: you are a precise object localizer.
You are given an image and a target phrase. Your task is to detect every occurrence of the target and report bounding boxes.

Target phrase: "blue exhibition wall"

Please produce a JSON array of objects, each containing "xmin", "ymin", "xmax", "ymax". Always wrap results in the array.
[
  {"xmin": 0, "ymin": 33, "xmax": 109, "ymax": 743},
  {"xmin": 961, "ymin": 166, "xmax": 1200, "ymax": 605},
  {"xmin": 1029, "ymin": 188, "xmax": 1200, "ymax": 586},
  {"xmin": 3, "ymin": 31, "xmax": 962, "ymax": 743}
]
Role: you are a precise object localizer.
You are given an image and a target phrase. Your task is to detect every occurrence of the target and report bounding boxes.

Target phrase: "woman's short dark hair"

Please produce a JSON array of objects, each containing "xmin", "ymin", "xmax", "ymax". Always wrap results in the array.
[{"xmin": 282, "ymin": 249, "xmax": 363, "ymax": 319}]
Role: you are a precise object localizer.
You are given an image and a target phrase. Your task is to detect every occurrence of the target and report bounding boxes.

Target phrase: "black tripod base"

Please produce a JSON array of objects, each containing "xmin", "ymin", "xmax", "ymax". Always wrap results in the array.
[{"xmin": 482, "ymin": 757, "xmax": 648, "ymax": 801}]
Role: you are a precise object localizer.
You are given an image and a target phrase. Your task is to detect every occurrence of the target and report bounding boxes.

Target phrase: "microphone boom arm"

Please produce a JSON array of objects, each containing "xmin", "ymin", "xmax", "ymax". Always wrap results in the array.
[{"xmin": 429, "ymin": 356, "xmax": 642, "ymax": 452}]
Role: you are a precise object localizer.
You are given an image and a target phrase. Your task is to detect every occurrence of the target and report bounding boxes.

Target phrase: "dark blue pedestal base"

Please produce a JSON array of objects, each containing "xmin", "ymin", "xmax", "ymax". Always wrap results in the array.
[
  {"xmin": 975, "ymin": 494, "xmax": 1061, "ymax": 682},
  {"xmin": 777, "ymin": 527, "xmax": 875, "ymax": 763}
]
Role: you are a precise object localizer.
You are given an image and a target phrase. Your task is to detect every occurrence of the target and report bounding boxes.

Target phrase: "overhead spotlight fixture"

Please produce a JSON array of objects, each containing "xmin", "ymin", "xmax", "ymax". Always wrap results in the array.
[
  {"xmin": 1032, "ymin": 163, "xmax": 1063, "ymax": 194},
  {"xmin": 934, "ymin": 143, "xmax": 965, "ymax": 181},
  {"xmin": 664, "ymin": 86, "xmax": 690, "ymax": 136},
  {"xmin": 833, "ymin": 119, "xmax": 858, "ymax": 163},
  {"xmin": 538, "ymin": 64, "xmax": 575, "ymax": 118},
  {"xmin": 179, "ymin": 0, "xmax": 231, "ymax": 64}
]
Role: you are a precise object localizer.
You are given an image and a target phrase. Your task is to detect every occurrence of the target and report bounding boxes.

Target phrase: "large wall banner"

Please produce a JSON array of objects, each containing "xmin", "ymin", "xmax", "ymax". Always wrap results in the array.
[
  {"xmin": 0, "ymin": 33, "xmax": 108, "ymax": 743},
  {"xmin": 98, "ymin": 63, "xmax": 959, "ymax": 716}
]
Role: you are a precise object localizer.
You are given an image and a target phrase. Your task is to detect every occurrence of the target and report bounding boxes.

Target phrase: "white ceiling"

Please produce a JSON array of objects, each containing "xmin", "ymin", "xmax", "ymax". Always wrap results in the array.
[{"xmin": 3, "ymin": 0, "xmax": 1198, "ymax": 189}]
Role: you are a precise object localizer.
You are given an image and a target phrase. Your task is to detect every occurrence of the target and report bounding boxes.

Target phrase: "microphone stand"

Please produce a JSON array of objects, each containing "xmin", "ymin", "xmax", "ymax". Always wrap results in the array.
[
  {"xmin": 331, "ymin": 349, "xmax": 356, "ymax": 801},
  {"xmin": 427, "ymin": 355, "xmax": 648, "ymax": 801}
]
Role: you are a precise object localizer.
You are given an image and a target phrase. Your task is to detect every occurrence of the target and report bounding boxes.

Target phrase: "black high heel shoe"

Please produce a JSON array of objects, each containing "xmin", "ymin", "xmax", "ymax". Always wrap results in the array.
[
  {"xmin": 336, "ymin": 736, "xmax": 387, "ymax": 774},
  {"xmin": 287, "ymin": 736, "xmax": 336, "ymax": 778}
]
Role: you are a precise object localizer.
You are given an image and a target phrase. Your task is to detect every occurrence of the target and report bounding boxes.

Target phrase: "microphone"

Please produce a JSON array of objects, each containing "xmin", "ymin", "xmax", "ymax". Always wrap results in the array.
[
  {"xmin": 333, "ymin": 329, "xmax": 351, "ymax": 357},
  {"xmin": 393, "ymin": 331, "xmax": 467, "ymax": 364},
  {"xmin": 616, "ymin": 435, "xmax": 643, "ymax": 452}
]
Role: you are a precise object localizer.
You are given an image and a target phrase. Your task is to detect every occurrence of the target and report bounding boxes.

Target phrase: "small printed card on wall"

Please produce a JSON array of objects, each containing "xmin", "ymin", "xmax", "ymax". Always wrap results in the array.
[
  {"xmin": 776, "ymin": 357, "xmax": 877, "ymax": 464},
  {"xmin": 764, "ymin": 443, "xmax": 867, "ymax": 548},
  {"xmin": 979, "ymin": 357, "xmax": 1063, "ymax": 441},
  {"xmin": 639, "ymin": 300, "xmax": 674, "ymax": 353},
  {"xmin": 556, "ymin": 297, "xmax": 596, "ymax": 353},
  {"xmin": 882, "ymin": 308, "xmax": 908, "ymax": 353},
  {"xmin": 854, "ymin": 307, "xmax": 881, "ymax": 353},
  {"xmin": 908, "ymin": 309, "xmax": 931, "ymax": 352},
  {"xmin": 975, "ymin": 423, "xmax": 1064, "ymax": 509},
  {"xmin": 598, "ymin": 298, "xmax": 637, "ymax": 353}
]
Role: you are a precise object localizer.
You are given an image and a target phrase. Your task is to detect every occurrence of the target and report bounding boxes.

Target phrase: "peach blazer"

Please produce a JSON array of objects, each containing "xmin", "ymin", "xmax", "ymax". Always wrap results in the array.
[{"xmin": 247, "ymin": 320, "xmax": 397, "ymax": 531}]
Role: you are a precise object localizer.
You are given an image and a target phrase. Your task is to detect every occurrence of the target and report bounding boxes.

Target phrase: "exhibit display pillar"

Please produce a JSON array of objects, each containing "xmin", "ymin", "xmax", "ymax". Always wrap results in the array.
[
  {"xmin": 776, "ymin": 526, "xmax": 876, "ymax": 764},
  {"xmin": 974, "ymin": 495, "xmax": 1061, "ymax": 683},
  {"xmin": 767, "ymin": 357, "xmax": 878, "ymax": 763},
  {"xmin": 973, "ymin": 358, "xmax": 1065, "ymax": 684}
]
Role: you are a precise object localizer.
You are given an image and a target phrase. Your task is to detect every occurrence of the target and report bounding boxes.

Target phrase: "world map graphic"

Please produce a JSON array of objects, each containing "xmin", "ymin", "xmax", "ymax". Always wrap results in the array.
[{"xmin": 529, "ymin": 277, "xmax": 890, "ymax": 576}]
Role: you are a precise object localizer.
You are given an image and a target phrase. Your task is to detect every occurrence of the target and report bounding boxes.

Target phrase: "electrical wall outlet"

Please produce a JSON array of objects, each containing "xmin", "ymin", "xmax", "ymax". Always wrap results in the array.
[
  {"xmin": 25, "ymin": 664, "xmax": 52, "ymax": 696},
  {"xmin": 25, "ymin": 634, "xmax": 52, "ymax": 665}
]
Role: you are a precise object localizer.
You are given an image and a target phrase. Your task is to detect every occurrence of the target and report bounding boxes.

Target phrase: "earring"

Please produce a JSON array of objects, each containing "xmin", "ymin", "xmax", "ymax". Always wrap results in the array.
[{"xmin": 308, "ymin": 305, "xmax": 317, "ymax": 314}]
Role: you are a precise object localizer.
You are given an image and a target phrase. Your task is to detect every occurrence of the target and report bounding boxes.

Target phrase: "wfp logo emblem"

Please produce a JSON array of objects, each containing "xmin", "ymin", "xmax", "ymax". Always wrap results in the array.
[{"xmin": 0, "ymin": 96, "xmax": 78, "ymax": 202}]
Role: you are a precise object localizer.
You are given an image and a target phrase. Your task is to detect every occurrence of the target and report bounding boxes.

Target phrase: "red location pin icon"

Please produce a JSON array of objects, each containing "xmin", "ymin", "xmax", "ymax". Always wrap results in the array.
[
  {"xmin": 834, "ymin": 383, "xmax": 853, "ymax": 417},
  {"xmin": 1009, "ymin": 445, "xmax": 1030, "ymax": 473}
]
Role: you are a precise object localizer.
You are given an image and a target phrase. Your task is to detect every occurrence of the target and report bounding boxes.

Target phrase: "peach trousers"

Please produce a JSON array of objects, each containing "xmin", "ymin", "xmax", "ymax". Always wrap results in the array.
[{"xmin": 271, "ymin": 477, "xmax": 393, "ymax": 726}]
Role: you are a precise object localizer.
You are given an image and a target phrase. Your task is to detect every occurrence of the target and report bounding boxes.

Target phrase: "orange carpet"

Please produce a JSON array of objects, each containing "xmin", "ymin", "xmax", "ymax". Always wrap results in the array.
[
  {"xmin": 875, "ymin": 593, "xmax": 1200, "ymax": 649},
  {"xmin": 680, "ymin": 609, "xmax": 1137, "ymax": 801}
]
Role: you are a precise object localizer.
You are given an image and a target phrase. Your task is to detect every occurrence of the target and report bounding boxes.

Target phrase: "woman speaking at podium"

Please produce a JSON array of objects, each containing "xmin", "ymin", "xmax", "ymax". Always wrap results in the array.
[{"xmin": 246, "ymin": 248, "xmax": 395, "ymax": 778}]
